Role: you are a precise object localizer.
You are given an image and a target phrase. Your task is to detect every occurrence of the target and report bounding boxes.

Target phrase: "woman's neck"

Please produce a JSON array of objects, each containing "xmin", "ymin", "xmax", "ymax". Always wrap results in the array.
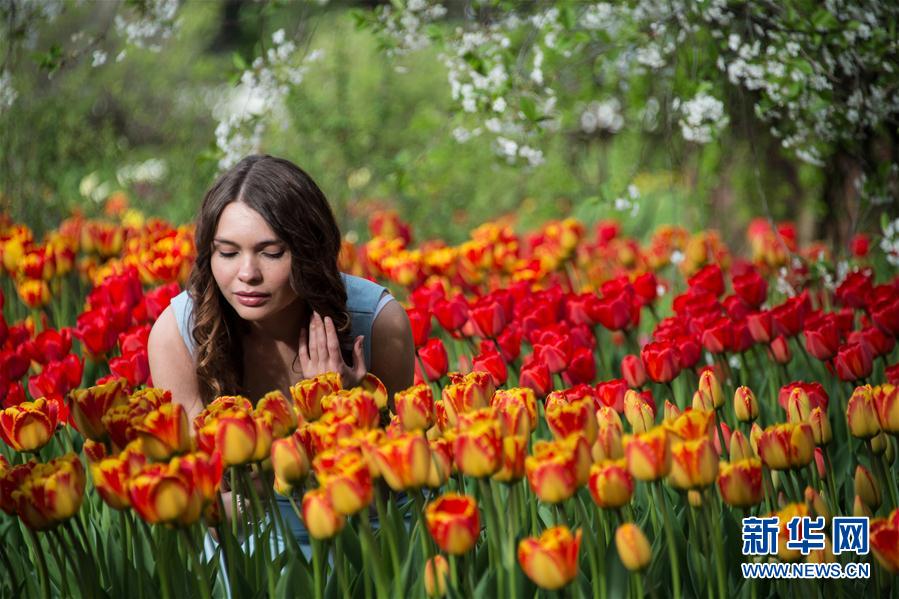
[{"xmin": 242, "ymin": 297, "xmax": 307, "ymax": 346}]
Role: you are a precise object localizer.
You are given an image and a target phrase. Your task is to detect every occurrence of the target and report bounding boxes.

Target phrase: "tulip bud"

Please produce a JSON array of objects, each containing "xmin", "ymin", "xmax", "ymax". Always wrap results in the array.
[
  {"xmin": 770, "ymin": 336, "xmax": 792, "ymax": 364},
  {"xmin": 814, "ymin": 447, "xmax": 826, "ymax": 478},
  {"xmin": 525, "ymin": 439, "xmax": 579, "ymax": 503},
  {"xmin": 692, "ymin": 390, "xmax": 714, "ymax": 412},
  {"xmin": 698, "ymin": 369, "xmax": 724, "ymax": 409},
  {"xmin": 663, "ymin": 400, "xmax": 681, "ymax": 423},
  {"xmin": 669, "ymin": 438, "xmax": 718, "ymax": 490},
  {"xmin": 302, "ymin": 488, "xmax": 346, "ymax": 539},
  {"xmin": 424, "ymin": 555, "xmax": 449, "ymax": 597},
  {"xmin": 425, "ymin": 493, "xmax": 479, "ymax": 555},
  {"xmin": 518, "ymin": 526, "xmax": 582, "ymax": 589},
  {"xmin": 874, "ymin": 384, "xmax": 899, "ymax": 433},
  {"xmin": 846, "ymin": 386, "xmax": 881, "ymax": 439},
  {"xmin": 729, "ymin": 430, "xmax": 753, "ymax": 462},
  {"xmin": 749, "ymin": 422, "xmax": 763, "ymax": 455},
  {"xmin": 853, "ymin": 494, "xmax": 873, "ymax": 518},
  {"xmin": 453, "ymin": 419, "xmax": 502, "ymax": 479},
  {"xmin": 804, "ymin": 486, "xmax": 830, "ymax": 522},
  {"xmin": 786, "ymin": 388, "xmax": 811, "ymax": 424},
  {"xmin": 688, "ymin": 490, "xmax": 703, "ymax": 508},
  {"xmin": 133, "ymin": 403, "xmax": 192, "ymax": 462},
  {"xmin": 588, "ymin": 460, "xmax": 634, "ymax": 509},
  {"xmin": 396, "ymin": 384, "xmax": 435, "ymax": 432},
  {"xmin": 854, "ymin": 465, "xmax": 881, "ymax": 509},
  {"xmin": 870, "ymin": 431, "xmax": 888, "ymax": 455},
  {"xmin": 717, "ymin": 458, "xmax": 763, "ymax": 508},
  {"xmin": 625, "ymin": 427, "xmax": 671, "ymax": 481},
  {"xmin": 624, "ymin": 390, "xmax": 655, "ymax": 433},
  {"xmin": 757, "ymin": 423, "xmax": 814, "ymax": 470},
  {"xmin": 615, "ymin": 523, "xmax": 651, "ymax": 571},
  {"xmin": 808, "ymin": 407, "xmax": 831, "ymax": 446},
  {"xmin": 733, "ymin": 387, "xmax": 758, "ymax": 422},
  {"xmin": 621, "ymin": 354, "xmax": 647, "ymax": 388},
  {"xmin": 270, "ymin": 433, "xmax": 310, "ymax": 486},
  {"xmin": 373, "ymin": 433, "xmax": 431, "ymax": 491}
]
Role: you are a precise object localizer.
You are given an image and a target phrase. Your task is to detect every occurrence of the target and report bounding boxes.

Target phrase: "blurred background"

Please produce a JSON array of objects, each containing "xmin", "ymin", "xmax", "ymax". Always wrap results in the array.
[{"xmin": 2, "ymin": 0, "xmax": 896, "ymax": 254}]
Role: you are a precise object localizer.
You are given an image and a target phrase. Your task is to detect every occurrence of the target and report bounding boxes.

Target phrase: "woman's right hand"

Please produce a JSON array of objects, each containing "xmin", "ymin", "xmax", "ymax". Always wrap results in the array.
[{"xmin": 297, "ymin": 310, "xmax": 366, "ymax": 387}]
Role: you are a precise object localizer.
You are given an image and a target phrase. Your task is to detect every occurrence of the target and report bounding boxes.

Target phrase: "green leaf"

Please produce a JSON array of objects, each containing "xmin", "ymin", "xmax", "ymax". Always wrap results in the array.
[{"xmin": 232, "ymin": 52, "xmax": 248, "ymax": 71}]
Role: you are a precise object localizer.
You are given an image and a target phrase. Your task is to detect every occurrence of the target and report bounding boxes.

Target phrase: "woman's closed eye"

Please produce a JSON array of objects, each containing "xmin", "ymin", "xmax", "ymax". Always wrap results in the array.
[{"xmin": 217, "ymin": 250, "xmax": 285, "ymax": 259}]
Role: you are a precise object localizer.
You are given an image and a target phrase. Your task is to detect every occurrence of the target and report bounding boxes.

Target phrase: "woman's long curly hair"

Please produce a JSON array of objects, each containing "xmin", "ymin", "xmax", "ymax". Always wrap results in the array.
[{"xmin": 188, "ymin": 155, "xmax": 351, "ymax": 405}]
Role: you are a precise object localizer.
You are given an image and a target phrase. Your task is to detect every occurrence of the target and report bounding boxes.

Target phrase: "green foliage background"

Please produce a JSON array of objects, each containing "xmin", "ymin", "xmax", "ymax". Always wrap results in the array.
[{"xmin": 2, "ymin": 1, "xmax": 833, "ymax": 249}]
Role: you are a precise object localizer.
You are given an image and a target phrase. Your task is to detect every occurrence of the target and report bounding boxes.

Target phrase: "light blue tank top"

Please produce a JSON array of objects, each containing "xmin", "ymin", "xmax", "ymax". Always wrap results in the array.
[{"xmin": 169, "ymin": 272, "xmax": 391, "ymax": 370}]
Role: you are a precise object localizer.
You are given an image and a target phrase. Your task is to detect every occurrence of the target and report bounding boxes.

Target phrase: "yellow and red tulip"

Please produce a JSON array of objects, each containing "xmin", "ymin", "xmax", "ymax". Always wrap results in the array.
[
  {"xmin": 624, "ymin": 426, "xmax": 671, "ymax": 481},
  {"xmin": 757, "ymin": 423, "xmax": 814, "ymax": 470},
  {"xmin": 453, "ymin": 418, "xmax": 502, "ymax": 478},
  {"xmin": 395, "ymin": 384, "xmax": 435, "ymax": 431},
  {"xmin": 302, "ymin": 487, "xmax": 346, "ymax": 540},
  {"xmin": 0, "ymin": 397, "xmax": 60, "ymax": 452},
  {"xmin": 615, "ymin": 522, "xmax": 652, "ymax": 571},
  {"xmin": 525, "ymin": 438, "xmax": 579, "ymax": 503},
  {"xmin": 424, "ymin": 493, "xmax": 480, "ymax": 555},
  {"xmin": 517, "ymin": 526, "xmax": 582, "ymax": 590},
  {"xmin": 668, "ymin": 437, "xmax": 718, "ymax": 490},
  {"xmin": 588, "ymin": 459, "xmax": 634, "ymax": 508},
  {"xmin": 290, "ymin": 373, "xmax": 341, "ymax": 422},
  {"xmin": 133, "ymin": 402, "xmax": 192, "ymax": 461},
  {"xmin": 846, "ymin": 385, "xmax": 881, "ymax": 439},
  {"xmin": 373, "ymin": 432, "xmax": 431, "ymax": 491},
  {"xmin": 69, "ymin": 377, "xmax": 130, "ymax": 440},
  {"xmin": 271, "ymin": 432, "xmax": 310, "ymax": 488},
  {"xmin": 717, "ymin": 458, "xmax": 763, "ymax": 508}
]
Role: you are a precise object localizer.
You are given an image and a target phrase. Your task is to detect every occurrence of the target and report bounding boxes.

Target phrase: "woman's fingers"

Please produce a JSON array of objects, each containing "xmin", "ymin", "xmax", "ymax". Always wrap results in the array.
[
  {"xmin": 351, "ymin": 335, "xmax": 366, "ymax": 381},
  {"xmin": 297, "ymin": 327, "xmax": 310, "ymax": 369},
  {"xmin": 324, "ymin": 316, "xmax": 341, "ymax": 368},
  {"xmin": 308, "ymin": 311, "xmax": 321, "ymax": 364}
]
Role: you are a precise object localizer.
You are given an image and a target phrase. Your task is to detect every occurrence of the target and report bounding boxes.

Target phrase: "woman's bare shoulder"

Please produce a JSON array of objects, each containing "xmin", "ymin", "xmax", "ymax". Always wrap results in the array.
[{"xmin": 148, "ymin": 305, "xmax": 203, "ymax": 418}]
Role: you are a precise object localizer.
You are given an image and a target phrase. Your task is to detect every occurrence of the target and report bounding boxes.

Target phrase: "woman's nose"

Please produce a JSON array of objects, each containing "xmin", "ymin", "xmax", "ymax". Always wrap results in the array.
[{"xmin": 237, "ymin": 256, "xmax": 262, "ymax": 283}]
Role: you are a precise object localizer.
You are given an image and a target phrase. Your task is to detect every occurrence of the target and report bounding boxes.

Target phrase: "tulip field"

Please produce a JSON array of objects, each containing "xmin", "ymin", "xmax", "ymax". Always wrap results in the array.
[{"xmin": 2, "ymin": 208, "xmax": 899, "ymax": 599}]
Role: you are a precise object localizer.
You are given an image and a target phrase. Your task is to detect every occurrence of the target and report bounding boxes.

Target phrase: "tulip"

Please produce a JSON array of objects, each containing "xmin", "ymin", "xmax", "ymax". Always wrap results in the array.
[
  {"xmin": 519, "ymin": 363, "xmax": 552, "ymax": 398},
  {"xmin": 471, "ymin": 299, "xmax": 505, "ymax": 338},
  {"xmin": 128, "ymin": 463, "xmax": 192, "ymax": 525},
  {"xmin": 546, "ymin": 397, "xmax": 597, "ymax": 443},
  {"xmin": 870, "ymin": 511, "xmax": 899, "ymax": 572},
  {"xmin": 453, "ymin": 419, "xmax": 502, "ymax": 478},
  {"xmin": 373, "ymin": 432, "xmax": 431, "ymax": 491},
  {"xmin": 270, "ymin": 433, "xmax": 310, "ymax": 487},
  {"xmin": 834, "ymin": 342, "xmax": 873, "ymax": 382},
  {"xmin": 615, "ymin": 523, "xmax": 652, "ymax": 571},
  {"xmin": 493, "ymin": 435, "xmax": 527, "ymax": 483},
  {"xmin": 255, "ymin": 390, "xmax": 297, "ymax": 438},
  {"xmin": 786, "ymin": 387, "xmax": 811, "ymax": 424},
  {"xmin": 732, "ymin": 269, "xmax": 768, "ymax": 308},
  {"xmin": 729, "ymin": 430, "xmax": 753, "ymax": 462},
  {"xmin": 526, "ymin": 439, "xmax": 579, "ymax": 503},
  {"xmin": 747, "ymin": 310, "xmax": 774, "ymax": 343},
  {"xmin": 16, "ymin": 279, "xmax": 51, "ymax": 309},
  {"xmin": 775, "ymin": 503, "xmax": 809, "ymax": 562},
  {"xmin": 593, "ymin": 420, "xmax": 624, "ymax": 462},
  {"xmin": 424, "ymin": 493, "xmax": 479, "ymax": 555},
  {"xmin": 624, "ymin": 390, "xmax": 655, "ymax": 433},
  {"xmin": 171, "ymin": 451, "xmax": 222, "ymax": 504},
  {"xmin": 396, "ymin": 385, "xmax": 435, "ymax": 432},
  {"xmin": 808, "ymin": 407, "xmax": 831, "ymax": 445},
  {"xmin": 854, "ymin": 464, "xmax": 881, "ymax": 509},
  {"xmin": 427, "ymin": 437, "xmax": 454, "ymax": 487},
  {"xmin": 804, "ymin": 486, "xmax": 830, "ymax": 522},
  {"xmin": 620, "ymin": 355, "xmax": 647, "ymax": 388},
  {"xmin": 717, "ymin": 458, "xmax": 763, "ymax": 508},
  {"xmin": 625, "ymin": 426, "xmax": 671, "ymax": 481},
  {"xmin": 734, "ymin": 386, "xmax": 758, "ymax": 422},
  {"xmin": 302, "ymin": 488, "xmax": 345, "ymax": 539},
  {"xmin": 69, "ymin": 378, "xmax": 130, "ymax": 440},
  {"xmin": 442, "ymin": 372, "xmax": 494, "ymax": 425},
  {"xmin": 663, "ymin": 400, "xmax": 681, "ymax": 423},
  {"xmin": 757, "ymin": 423, "xmax": 814, "ymax": 470},
  {"xmin": 14, "ymin": 454, "xmax": 86, "ymax": 529},
  {"xmin": 290, "ymin": 372, "xmax": 341, "ymax": 421},
  {"xmin": 208, "ymin": 411, "xmax": 258, "ymax": 467},
  {"xmin": 769, "ymin": 335, "xmax": 792, "ymax": 364},
  {"xmin": 588, "ymin": 459, "xmax": 634, "ymax": 508},
  {"xmin": 669, "ymin": 438, "xmax": 718, "ymax": 490},
  {"xmin": 0, "ymin": 397, "xmax": 59, "ymax": 452},
  {"xmin": 424, "ymin": 555, "xmax": 449, "ymax": 597},
  {"xmin": 853, "ymin": 495, "xmax": 873, "ymax": 518},
  {"xmin": 318, "ymin": 450, "xmax": 374, "ymax": 516},
  {"xmin": 517, "ymin": 526, "xmax": 582, "ymax": 590},
  {"xmin": 871, "ymin": 384, "xmax": 899, "ymax": 434},
  {"xmin": 803, "ymin": 319, "xmax": 841, "ymax": 361},
  {"xmin": 133, "ymin": 402, "xmax": 192, "ymax": 461},
  {"xmin": 91, "ymin": 450, "xmax": 147, "ymax": 510},
  {"xmin": 641, "ymin": 341, "xmax": 682, "ymax": 383},
  {"xmin": 419, "ymin": 338, "xmax": 449, "ymax": 381},
  {"xmin": 492, "ymin": 387, "xmax": 537, "ymax": 434},
  {"xmin": 321, "ymin": 389, "xmax": 380, "ymax": 430},
  {"xmin": 846, "ymin": 385, "xmax": 880, "ymax": 439},
  {"xmin": 0, "ymin": 460, "xmax": 37, "ymax": 516},
  {"xmin": 698, "ymin": 368, "xmax": 724, "ymax": 410},
  {"xmin": 664, "ymin": 409, "xmax": 714, "ymax": 442},
  {"xmin": 778, "ymin": 381, "xmax": 829, "ymax": 412}
]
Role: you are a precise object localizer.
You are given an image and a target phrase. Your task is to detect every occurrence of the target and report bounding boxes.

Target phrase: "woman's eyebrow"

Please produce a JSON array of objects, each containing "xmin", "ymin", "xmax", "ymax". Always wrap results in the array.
[{"xmin": 213, "ymin": 238, "xmax": 284, "ymax": 249}]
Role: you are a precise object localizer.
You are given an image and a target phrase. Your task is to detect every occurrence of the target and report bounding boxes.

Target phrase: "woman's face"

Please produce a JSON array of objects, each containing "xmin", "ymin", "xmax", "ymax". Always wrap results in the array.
[{"xmin": 210, "ymin": 201, "xmax": 299, "ymax": 323}]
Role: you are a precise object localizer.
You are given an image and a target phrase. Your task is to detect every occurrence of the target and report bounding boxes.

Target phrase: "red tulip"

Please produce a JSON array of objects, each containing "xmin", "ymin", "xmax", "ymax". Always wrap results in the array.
[
  {"xmin": 834, "ymin": 342, "xmax": 873, "ymax": 382},
  {"xmin": 418, "ymin": 338, "xmax": 449, "ymax": 381},
  {"xmin": 471, "ymin": 299, "xmax": 506, "ymax": 338},
  {"xmin": 641, "ymin": 341, "xmax": 682, "ymax": 383},
  {"xmin": 732, "ymin": 268, "xmax": 768, "ymax": 308},
  {"xmin": 407, "ymin": 308, "xmax": 431, "ymax": 349}
]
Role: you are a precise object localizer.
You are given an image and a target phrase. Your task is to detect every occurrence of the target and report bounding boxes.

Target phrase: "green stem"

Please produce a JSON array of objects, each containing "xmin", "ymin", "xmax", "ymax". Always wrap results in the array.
[
  {"xmin": 312, "ymin": 539, "xmax": 324, "ymax": 599},
  {"xmin": 653, "ymin": 482, "xmax": 681, "ymax": 599},
  {"xmin": 25, "ymin": 528, "xmax": 50, "ymax": 599},
  {"xmin": 334, "ymin": 535, "xmax": 350, "ymax": 599},
  {"xmin": 358, "ymin": 512, "xmax": 389, "ymax": 598},
  {"xmin": 180, "ymin": 528, "xmax": 213, "ymax": 599},
  {"xmin": 705, "ymin": 491, "xmax": 727, "ymax": 599},
  {"xmin": 374, "ymin": 491, "xmax": 401, "ymax": 577}
]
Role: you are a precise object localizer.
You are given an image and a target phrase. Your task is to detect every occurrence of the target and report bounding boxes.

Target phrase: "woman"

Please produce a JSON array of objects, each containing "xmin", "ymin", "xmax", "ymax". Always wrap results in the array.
[{"xmin": 147, "ymin": 154, "xmax": 414, "ymax": 540}]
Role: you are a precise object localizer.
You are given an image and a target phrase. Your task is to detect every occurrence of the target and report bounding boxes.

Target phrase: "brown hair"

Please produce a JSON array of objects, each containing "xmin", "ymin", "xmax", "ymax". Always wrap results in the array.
[{"xmin": 187, "ymin": 155, "xmax": 351, "ymax": 404}]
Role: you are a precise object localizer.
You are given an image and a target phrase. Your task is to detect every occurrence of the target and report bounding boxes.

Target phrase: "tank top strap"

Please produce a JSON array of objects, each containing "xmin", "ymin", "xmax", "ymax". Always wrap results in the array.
[
  {"xmin": 170, "ymin": 289, "xmax": 196, "ymax": 357},
  {"xmin": 340, "ymin": 272, "xmax": 388, "ymax": 369}
]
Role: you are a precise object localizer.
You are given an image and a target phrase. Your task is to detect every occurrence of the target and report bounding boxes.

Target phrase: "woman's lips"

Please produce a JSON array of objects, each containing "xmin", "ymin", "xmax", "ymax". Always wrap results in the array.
[{"xmin": 235, "ymin": 293, "xmax": 269, "ymax": 307}]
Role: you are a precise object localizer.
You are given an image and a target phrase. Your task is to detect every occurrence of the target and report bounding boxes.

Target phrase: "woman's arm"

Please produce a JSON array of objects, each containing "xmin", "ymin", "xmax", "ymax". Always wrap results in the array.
[
  {"xmin": 369, "ymin": 299, "xmax": 415, "ymax": 411},
  {"xmin": 147, "ymin": 304, "xmax": 205, "ymax": 425}
]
